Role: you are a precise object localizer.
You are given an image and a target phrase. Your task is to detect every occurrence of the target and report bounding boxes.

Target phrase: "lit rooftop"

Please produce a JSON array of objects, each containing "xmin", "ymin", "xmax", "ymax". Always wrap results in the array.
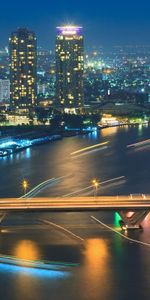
[{"xmin": 57, "ymin": 25, "xmax": 82, "ymax": 35}]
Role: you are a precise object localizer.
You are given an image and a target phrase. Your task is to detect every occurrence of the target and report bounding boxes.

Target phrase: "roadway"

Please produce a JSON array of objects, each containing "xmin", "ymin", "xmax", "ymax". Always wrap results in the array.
[{"xmin": 0, "ymin": 195, "xmax": 150, "ymax": 212}]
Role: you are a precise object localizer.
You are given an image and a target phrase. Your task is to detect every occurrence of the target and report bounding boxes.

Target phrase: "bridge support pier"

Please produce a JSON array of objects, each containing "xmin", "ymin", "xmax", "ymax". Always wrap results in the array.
[
  {"xmin": 118, "ymin": 210, "xmax": 149, "ymax": 230},
  {"xmin": 0, "ymin": 214, "xmax": 6, "ymax": 228}
]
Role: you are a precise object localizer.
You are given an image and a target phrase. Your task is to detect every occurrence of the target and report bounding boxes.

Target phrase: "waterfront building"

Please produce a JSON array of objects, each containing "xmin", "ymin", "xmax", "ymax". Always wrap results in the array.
[
  {"xmin": 55, "ymin": 25, "xmax": 84, "ymax": 112},
  {"xmin": 9, "ymin": 28, "xmax": 37, "ymax": 108}
]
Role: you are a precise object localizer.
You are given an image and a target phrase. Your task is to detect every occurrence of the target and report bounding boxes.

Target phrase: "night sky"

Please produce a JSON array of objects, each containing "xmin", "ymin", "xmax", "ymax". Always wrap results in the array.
[{"xmin": 1, "ymin": 0, "xmax": 150, "ymax": 49}]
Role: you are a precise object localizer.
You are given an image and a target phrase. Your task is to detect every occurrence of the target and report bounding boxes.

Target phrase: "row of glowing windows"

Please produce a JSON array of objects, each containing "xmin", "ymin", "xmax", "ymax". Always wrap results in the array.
[
  {"xmin": 13, "ymin": 94, "xmax": 36, "ymax": 100},
  {"xmin": 56, "ymin": 50, "xmax": 83, "ymax": 59},
  {"xmin": 56, "ymin": 53, "xmax": 83, "ymax": 60},
  {"xmin": 60, "ymin": 100, "xmax": 82, "ymax": 105},
  {"xmin": 56, "ymin": 48, "xmax": 83, "ymax": 53},
  {"xmin": 11, "ymin": 63, "xmax": 35, "ymax": 68},
  {"xmin": 12, "ymin": 79, "xmax": 35, "ymax": 86},
  {"xmin": 12, "ymin": 76, "xmax": 35, "ymax": 81},
  {"xmin": 12, "ymin": 51, "xmax": 35, "ymax": 55},
  {"xmin": 57, "ymin": 66, "xmax": 84, "ymax": 74},
  {"xmin": 59, "ymin": 92, "xmax": 82, "ymax": 99},
  {"xmin": 13, "ymin": 89, "xmax": 35, "ymax": 93},
  {"xmin": 58, "ymin": 57, "xmax": 84, "ymax": 64},
  {"xmin": 11, "ymin": 63, "xmax": 35, "ymax": 69},
  {"xmin": 12, "ymin": 83, "xmax": 35, "ymax": 89},
  {"xmin": 10, "ymin": 37, "xmax": 36, "ymax": 42},
  {"xmin": 12, "ymin": 75, "xmax": 34, "ymax": 79},
  {"xmin": 14, "ymin": 85, "xmax": 35, "ymax": 90},
  {"xmin": 11, "ymin": 56, "xmax": 35, "ymax": 60},
  {"xmin": 11, "ymin": 72, "xmax": 35, "ymax": 80},
  {"xmin": 56, "ymin": 44, "xmax": 82, "ymax": 49},
  {"xmin": 13, "ymin": 88, "xmax": 36, "ymax": 93},
  {"xmin": 57, "ymin": 35, "xmax": 83, "ymax": 40}
]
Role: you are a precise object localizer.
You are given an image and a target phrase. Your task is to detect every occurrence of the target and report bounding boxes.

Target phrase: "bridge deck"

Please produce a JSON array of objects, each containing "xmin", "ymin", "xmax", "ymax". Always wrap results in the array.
[{"xmin": 0, "ymin": 196, "xmax": 150, "ymax": 212}]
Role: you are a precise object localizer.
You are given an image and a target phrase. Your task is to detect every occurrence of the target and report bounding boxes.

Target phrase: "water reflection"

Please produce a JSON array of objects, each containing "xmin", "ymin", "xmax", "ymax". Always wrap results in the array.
[
  {"xmin": 80, "ymin": 238, "xmax": 112, "ymax": 299},
  {"xmin": 13, "ymin": 266, "xmax": 66, "ymax": 300},
  {"xmin": 101, "ymin": 127, "xmax": 118, "ymax": 137},
  {"xmin": 25, "ymin": 148, "xmax": 31, "ymax": 159},
  {"xmin": 88, "ymin": 131, "xmax": 98, "ymax": 140},
  {"xmin": 138, "ymin": 124, "xmax": 143, "ymax": 135},
  {"xmin": 0, "ymin": 262, "xmax": 68, "ymax": 279},
  {"xmin": 13, "ymin": 240, "xmax": 41, "ymax": 261},
  {"xmin": 84, "ymin": 238, "xmax": 108, "ymax": 268}
]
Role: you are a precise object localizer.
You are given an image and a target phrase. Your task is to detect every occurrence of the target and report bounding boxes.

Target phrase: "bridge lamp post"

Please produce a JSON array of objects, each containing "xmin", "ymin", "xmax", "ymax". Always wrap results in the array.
[
  {"xmin": 92, "ymin": 179, "xmax": 99, "ymax": 198},
  {"xmin": 22, "ymin": 180, "xmax": 29, "ymax": 196}
]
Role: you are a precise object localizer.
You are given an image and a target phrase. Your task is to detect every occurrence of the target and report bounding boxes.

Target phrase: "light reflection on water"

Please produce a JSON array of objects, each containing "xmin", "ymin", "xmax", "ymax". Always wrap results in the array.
[
  {"xmin": 83, "ymin": 238, "xmax": 109, "ymax": 271},
  {"xmin": 80, "ymin": 238, "xmax": 112, "ymax": 300},
  {"xmin": 0, "ymin": 262, "xmax": 69, "ymax": 279},
  {"xmin": 101, "ymin": 126, "xmax": 118, "ymax": 137},
  {"xmin": 13, "ymin": 240, "xmax": 41, "ymax": 261},
  {"xmin": 88, "ymin": 131, "xmax": 98, "ymax": 140},
  {"xmin": 25, "ymin": 148, "xmax": 31, "ymax": 159}
]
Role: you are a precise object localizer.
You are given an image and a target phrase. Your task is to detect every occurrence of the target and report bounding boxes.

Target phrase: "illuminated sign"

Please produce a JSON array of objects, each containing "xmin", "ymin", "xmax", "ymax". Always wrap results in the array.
[{"xmin": 57, "ymin": 26, "xmax": 82, "ymax": 36}]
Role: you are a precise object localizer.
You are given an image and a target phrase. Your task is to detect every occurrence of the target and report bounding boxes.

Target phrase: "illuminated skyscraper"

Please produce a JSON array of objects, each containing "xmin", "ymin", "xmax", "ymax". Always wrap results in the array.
[
  {"xmin": 56, "ymin": 26, "xmax": 84, "ymax": 111},
  {"xmin": 9, "ymin": 28, "xmax": 37, "ymax": 108}
]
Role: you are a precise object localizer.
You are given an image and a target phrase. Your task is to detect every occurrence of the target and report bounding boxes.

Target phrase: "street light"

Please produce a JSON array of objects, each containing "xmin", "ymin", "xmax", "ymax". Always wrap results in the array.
[
  {"xmin": 22, "ymin": 179, "xmax": 29, "ymax": 196},
  {"xmin": 92, "ymin": 179, "xmax": 99, "ymax": 198}
]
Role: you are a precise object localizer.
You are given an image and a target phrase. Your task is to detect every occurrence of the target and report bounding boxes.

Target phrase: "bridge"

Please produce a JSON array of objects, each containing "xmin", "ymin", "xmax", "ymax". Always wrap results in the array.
[{"xmin": 0, "ymin": 195, "xmax": 150, "ymax": 229}]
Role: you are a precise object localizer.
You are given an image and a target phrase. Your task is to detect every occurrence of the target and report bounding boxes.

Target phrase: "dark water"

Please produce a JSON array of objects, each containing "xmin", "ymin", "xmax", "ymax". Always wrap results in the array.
[{"xmin": 0, "ymin": 125, "xmax": 150, "ymax": 300}]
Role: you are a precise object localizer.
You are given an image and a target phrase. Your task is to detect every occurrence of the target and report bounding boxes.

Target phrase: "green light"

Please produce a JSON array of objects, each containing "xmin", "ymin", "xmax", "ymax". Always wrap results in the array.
[{"xmin": 114, "ymin": 212, "xmax": 121, "ymax": 227}]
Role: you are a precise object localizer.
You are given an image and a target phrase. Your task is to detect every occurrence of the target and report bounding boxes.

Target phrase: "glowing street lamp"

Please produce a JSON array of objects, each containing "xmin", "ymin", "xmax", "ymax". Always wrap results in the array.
[
  {"xmin": 92, "ymin": 179, "xmax": 99, "ymax": 198},
  {"xmin": 22, "ymin": 180, "xmax": 29, "ymax": 196}
]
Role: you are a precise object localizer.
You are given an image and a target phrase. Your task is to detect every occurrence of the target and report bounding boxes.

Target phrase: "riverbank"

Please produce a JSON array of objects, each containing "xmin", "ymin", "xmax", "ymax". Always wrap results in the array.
[
  {"xmin": 98, "ymin": 121, "xmax": 149, "ymax": 129},
  {"xmin": 0, "ymin": 126, "xmax": 93, "ymax": 158}
]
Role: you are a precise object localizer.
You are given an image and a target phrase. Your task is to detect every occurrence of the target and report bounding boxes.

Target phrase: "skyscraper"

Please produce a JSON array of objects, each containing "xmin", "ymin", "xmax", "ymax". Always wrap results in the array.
[
  {"xmin": 9, "ymin": 28, "xmax": 37, "ymax": 108},
  {"xmin": 56, "ymin": 26, "xmax": 84, "ymax": 111}
]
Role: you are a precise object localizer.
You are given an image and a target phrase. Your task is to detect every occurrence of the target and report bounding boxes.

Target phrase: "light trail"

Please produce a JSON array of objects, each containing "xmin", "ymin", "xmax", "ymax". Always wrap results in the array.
[
  {"xmin": 20, "ymin": 177, "xmax": 55, "ymax": 198},
  {"xmin": 127, "ymin": 139, "xmax": 150, "ymax": 148},
  {"xmin": 71, "ymin": 146, "xmax": 108, "ymax": 158},
  {"xmin": 70, "ymin": 141, "xmax": 109, "ymax": 156},
  {"xmin": 0, "ymin": 254, "xmax": 78, "ymax": 271},
  {"xmin": 39, "ymin": 219, "xmax": 84, "ymax": 242},
  {"xmin": 91, "ymin": 216, "xmax": 150, "ymax": 247},
  {"xmin": 62, "ymin": 176, "xmax": 125, "ymax": 198},
  {"xmin": 20, "ymin": 175, "xmax": 71, "ymax": 199}
]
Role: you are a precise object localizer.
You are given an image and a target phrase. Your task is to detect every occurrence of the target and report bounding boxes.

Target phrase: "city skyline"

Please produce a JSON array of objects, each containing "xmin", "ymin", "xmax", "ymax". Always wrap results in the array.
[{"xmin": 1, "ymin": 0, "xmax": 150, "ymax": 49}]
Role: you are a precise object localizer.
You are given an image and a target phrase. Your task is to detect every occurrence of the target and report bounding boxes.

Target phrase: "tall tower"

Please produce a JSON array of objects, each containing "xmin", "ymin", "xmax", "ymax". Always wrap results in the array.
[
  {"xmin": 56, "ymin": 25, "xmax": 84, "ymax": 111},
  {"xmin": 9, "ymin": 28, "xmax": 37, "ymax": 108}
]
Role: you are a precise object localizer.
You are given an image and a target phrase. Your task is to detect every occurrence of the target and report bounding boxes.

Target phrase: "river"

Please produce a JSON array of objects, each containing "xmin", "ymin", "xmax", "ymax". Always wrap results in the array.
[{"xmin": 0, "ymin": 125, "xmax": 150, "ymax": 300}]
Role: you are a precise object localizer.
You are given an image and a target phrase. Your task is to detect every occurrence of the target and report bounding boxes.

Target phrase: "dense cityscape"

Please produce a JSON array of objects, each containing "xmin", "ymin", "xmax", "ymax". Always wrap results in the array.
[
  {"xmin": 0, "ymin": 27, "xmax": 150, "ymax": 125},
  {"xmin": 0, "ymin": 1, "xmax": 150, "ymax": 300}
]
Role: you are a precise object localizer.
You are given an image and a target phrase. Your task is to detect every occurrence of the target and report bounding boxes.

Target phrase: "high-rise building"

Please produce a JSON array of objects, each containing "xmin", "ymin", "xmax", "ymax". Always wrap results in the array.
[
  {"xmin": 56, "ymin": 25, "xmax": 84, "ymax": 111},
  {"xmin": 9, "ymin": 28, "xmax": 37, "ymax": 108},
  {"xmin": 0, "ymin": 80, "xmax": 10, "ymax": 103}
]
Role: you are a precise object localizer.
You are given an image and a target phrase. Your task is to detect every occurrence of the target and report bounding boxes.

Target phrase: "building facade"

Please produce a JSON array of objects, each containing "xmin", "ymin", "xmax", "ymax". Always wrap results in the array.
[
  {"xmin": 56, "ymin": 26, "xmax": 84, "ymax": 111},
  {"xmin": 0, "ymin": 80, "xmax": 10, "ymax": 103},
  {"xmin": 9, "ymin": 28, "xmax": 37, "ymax": 108}
]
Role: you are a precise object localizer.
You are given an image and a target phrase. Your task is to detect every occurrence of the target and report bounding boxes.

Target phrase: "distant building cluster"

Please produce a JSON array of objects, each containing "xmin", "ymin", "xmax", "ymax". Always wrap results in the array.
[
  {"xmin": 0, "ymin": 26, "xmax": 150, "ymax": 125},
  {"xmin": 7, "ymin": 25, "xmax": 84, "ymax": 112}
]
